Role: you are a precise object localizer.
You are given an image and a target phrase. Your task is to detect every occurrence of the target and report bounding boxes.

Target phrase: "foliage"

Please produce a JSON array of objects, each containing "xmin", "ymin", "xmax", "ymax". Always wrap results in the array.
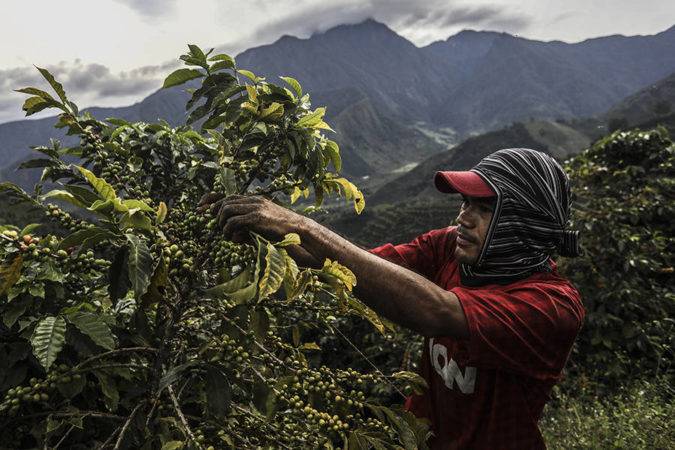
[
  {"xmin": 561, "ymin": 127, "xmax": 674, "ymax": 382},
  {"xmin": 540, "ymin": 377, "xmax": 674, "ymax": 449},
  {"xmin": 0, "ymin": 46, "xmax": 430, "ymax": 449}
]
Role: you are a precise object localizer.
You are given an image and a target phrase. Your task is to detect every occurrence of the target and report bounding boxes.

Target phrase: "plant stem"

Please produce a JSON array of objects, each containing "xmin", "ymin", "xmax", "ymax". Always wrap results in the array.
[
  {"xmin": 168, "ymin": 384, "xmax": 203, "ymax": 450},
  {"xmin": 113, "ymin": 402, "xmax": 144, "ymax": 450}
]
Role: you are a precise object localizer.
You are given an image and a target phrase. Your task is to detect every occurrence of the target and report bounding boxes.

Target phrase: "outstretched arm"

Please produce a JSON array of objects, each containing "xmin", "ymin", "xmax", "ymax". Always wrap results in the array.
[{"xmin": 198, "ymin": 195, "xmax": 468, "ymax": 339}]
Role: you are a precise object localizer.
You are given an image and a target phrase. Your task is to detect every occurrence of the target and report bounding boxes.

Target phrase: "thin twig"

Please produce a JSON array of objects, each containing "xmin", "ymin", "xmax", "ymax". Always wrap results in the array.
[
  {"xmin": 97, "ymin": 425, "xmax": 121, "ymax": 450},
  {"xmin": 113, "ymin": 402, "xmax": 144, "ymax": 450},
  {"xmin": 75, "ymin": 347, "xmax": 158, "ymax": 369},
  {"xmin": 72, "ymin": 363, "xmax": 150, "ymax": 375},
  {"xmin": 333, "ymin": 326, "xmax": 405, "ymax": 398},
  {"xmin": 168, "ymin": 384, "xmax": 203, "ymax": 450},
  {"xmin": 53, "ymin": 424, "xmax": 76, "ymax": 449}
]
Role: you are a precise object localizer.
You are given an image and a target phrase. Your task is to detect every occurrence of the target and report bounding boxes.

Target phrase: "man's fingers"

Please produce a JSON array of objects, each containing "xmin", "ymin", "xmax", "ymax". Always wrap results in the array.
[
  {"xmin": 222, "ymin": 213, "xmax": 257, "ymax": 240},
  {"xmin": 217, "ymin": 203, "xmax": 258, "ymax": 228},
  {"xmin": 198, "ymin": 192, "xmax": 226, "ymax": 207}
]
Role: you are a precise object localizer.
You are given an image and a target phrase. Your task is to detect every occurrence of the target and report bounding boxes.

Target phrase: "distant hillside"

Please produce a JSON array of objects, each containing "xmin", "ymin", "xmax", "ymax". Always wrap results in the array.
[
  {"xmin": 366, "ymin": 119, "xmax": 593, "ymax": 206},
  {"xmin": 605, "ymin": 70, "xmax": 675, "ymax": 134}
]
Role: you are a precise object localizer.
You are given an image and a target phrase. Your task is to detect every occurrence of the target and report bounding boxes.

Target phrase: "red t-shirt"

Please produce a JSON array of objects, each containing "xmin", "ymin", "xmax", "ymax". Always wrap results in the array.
[{"xmin": 369, "ymin": 226, "xmax": 585, "ymax": 449}]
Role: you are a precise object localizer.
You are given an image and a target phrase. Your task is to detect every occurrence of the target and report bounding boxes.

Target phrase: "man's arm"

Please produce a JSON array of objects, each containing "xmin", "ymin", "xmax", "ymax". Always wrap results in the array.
[
  {"xmin": 299, "ymin": 219, "xmax": 469, "ymax": 339},
  {"xmin": 202, "ymin": 195, "xmax": 469, "ymax": 339}
]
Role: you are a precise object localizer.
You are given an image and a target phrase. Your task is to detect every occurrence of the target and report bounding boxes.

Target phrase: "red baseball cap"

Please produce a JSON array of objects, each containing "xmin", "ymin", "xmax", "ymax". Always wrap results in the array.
[{"xmin": 434, "ymin": 170, "xmax": 495, "ymax": 197}]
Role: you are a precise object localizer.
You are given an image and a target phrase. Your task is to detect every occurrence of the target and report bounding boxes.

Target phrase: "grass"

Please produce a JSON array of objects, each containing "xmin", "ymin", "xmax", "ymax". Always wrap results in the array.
[{"xmin": 540, "ymin": 377, "xmax": 674, "ymax": 449}]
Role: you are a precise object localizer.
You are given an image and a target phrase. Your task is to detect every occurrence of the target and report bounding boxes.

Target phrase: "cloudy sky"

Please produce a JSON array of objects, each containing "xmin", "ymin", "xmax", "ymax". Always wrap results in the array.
[{"xmin": 1, "ymin": 0, "xmax": 673, "ymax": 124}]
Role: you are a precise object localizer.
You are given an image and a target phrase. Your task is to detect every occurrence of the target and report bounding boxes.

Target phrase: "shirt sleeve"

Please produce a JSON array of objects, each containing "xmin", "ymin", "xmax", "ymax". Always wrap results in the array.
[
  {"xmin": 368, "ymin": 227, "xmax": 453, "ymax": 280},
  {"xmin": 452, "ymin": 280, "xmax": 585, "ymax": 380}
]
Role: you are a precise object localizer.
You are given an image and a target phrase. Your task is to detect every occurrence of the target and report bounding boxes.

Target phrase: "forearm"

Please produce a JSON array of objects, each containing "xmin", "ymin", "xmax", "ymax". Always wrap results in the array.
[{"xmin": 298, "ymin": 219, "xmax": 469, "ymax": 339}]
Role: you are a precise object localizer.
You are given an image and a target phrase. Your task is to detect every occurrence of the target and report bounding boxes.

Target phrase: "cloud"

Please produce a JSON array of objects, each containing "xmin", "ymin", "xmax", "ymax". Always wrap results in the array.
[
  {"xmin": 112, "ymin": 0, "xmax": 177, "ymax": 18},
  {"xmin": 236, "ymin": 0, "xmax": 532, "ymax": 48},
  {"xmin": 0, "ymin": 59, "xmax": 179, "ymax": 123}
]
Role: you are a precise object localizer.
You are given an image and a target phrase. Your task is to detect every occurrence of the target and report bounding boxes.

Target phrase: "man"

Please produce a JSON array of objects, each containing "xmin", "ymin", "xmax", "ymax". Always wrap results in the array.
[{"xmin": 198, "ymin": 148, "xmax": 585, "ymax": 449}]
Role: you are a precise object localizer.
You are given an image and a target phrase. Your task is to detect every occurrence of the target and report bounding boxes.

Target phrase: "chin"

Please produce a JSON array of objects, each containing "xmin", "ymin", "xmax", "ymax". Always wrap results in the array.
[{"xmin": 454, "ymin": 248, "xmax": 478, "ymax": 265}]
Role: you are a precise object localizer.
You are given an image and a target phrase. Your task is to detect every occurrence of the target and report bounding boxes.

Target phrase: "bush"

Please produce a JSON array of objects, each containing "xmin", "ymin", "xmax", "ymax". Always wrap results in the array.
[
  {"xmin": 561, "ymin": 127, "xmax": 674, "ymax": 383},
  {"xmin": 0, "ymin": 46, "xmax": 430, "ymax": 449}
]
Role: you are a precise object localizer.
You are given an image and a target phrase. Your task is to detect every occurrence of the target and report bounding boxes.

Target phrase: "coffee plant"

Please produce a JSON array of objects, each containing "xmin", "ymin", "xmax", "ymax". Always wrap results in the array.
[
  {"xmin": 0, "ymin": 46, "xmax": 431, "ymax": 449},
  {"xmin": 561, "ymin": 127, "xmax": 674, "ymax": 383}
]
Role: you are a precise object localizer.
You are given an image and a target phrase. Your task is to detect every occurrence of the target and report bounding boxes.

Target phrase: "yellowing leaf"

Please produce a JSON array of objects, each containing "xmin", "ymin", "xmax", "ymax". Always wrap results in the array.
[
  {"xmin": 245, "ymin": 85, "xmax": 258, "ymax": 103},
  {"xmin": 277, "ymin": 233, "xmax": 301, "ymax": 247},
  {"xmin": 326, "ymin": 177, "xmax": 365, "ymax": 214},
  {"xmin": 259, "ymin": 102, "xmax": 284, "ymax": 121},
  {"xmin": 156, "ymin": 201, "xmax": 168, "ymax": 224},
  {"xmin": 258, "ymin": 243, "xmax": 287, "ymax": 299},
  {"xmin": 322, "ymin": 258, "xmax": 356, "ymax": 292},
  {"xmin": 0, "ymin": 255, "xmax": 23, "ymax": 296}
]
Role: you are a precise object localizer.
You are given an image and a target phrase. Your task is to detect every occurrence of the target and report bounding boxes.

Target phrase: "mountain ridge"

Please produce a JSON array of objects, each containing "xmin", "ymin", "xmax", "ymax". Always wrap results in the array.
[{"xmin": 2, "ymin": 19, "xmax": 675, "ymax": 190}]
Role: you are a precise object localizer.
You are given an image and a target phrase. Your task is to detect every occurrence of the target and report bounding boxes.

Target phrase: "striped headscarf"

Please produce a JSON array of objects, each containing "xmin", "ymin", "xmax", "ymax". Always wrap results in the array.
[{"xmin": 461, "ymin": 148, "xmax": 581, "ymax": 286}]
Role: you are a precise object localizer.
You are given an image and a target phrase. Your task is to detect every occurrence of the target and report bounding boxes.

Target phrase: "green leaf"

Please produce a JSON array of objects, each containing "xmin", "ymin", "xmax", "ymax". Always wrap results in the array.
[
  {"xmin": 163, "ymin": 68, "xmax": 204, "ymax": 88},
  {"xmin": 323, "ymin": 140, "xmax": 342, "ymax": 172},
  {"xmin": 21, "ymin": 96, "xmax": 59, "ymax": 116},
  {"xmin": 381, "ymin": 407, "xmax": 417, "ymax": 449},
  {"xmin": 204, "ymin": 364, "xmax": 232, "ymax": 418},
  {"xmin": 94, "ymin": 371, "xmax": 120, "ymax": 411},
  {"xmin": 36, "ymin": 66, "xmax": 68, "ymax": 104},
  {"xmin": 76, "ymin": 166, "xmax": 116, "ymax": 201},
  {"xmin": 237, "ymin": 69, "xmax": 260, "ymax": 83},
  {"xmin": 125, "ymin": 234, "xmax": 153, "ymax": 299},
  {"xmin": 348, "ymin": 297, "xmax": 385, "ymax": 335},
  {"xmin": 121, "ymin": 199, "xmax": 153, "ymax": 213},
  {"xmin": 258, "ymin": 243, "xmax": 287, "ymax": 299},
  {"xmin": 219, "ymin": 167, "xmax": 238, "ymax": 195},
  {"xmin": 14, "ymin": 87, "xmax": 56, "ymax": 101},
  {"xmin": 30, "ymin": 316, "xmax": 67, "ymax": 371},
  {"xmin": 41, "ymin": 189, "xmax": 87, "ymax": 208},
  {"xmin": 280, "ymin": 76, "xmax": 302, "ymax": 98},
  {"xmin": 208, "ymin": 54, "xmax": 235, "ymax": 67},
  {"xmin": 251, "ymin": 308, "xmax": 270, "ymax": 339},
  {"xmin": 59, "ymin": 228, "xmax": 116, "ymax": 251},
  {"xmin": 296, "ymin": 107, "xmax": 326, "ymax": 128},
  {"xmin": 18, "ymin": 158, "xmax": 60, "ymax": 169},
  {"xmin": 56, "ymin": 372, "xmax": 86, "ymax": 398},
  {"xmin": 392, "ymin": 371, "xmax": 428, "ymax": 395},
  {"xmin": 252, "ymin": 381, "xmax": 277, "ymax": 418},
  {"xmin": 2, "ymin": 297, "xmax": 30, "ymax": 328},
  {"xmin": 206, "ymin": 266, "xmax": 253, "ymax": 297},
  {"xmin": 120, "ymin": 211, "xmax": 154, "ymax": 232},
  {"xmin": 157, "ymin": 361, "xmax": 199, "ymax": 394},
  {"xmin": 63, "ymin": 185, "xmax": 99, "ymax": 206},
  {"xmin": 0, "ymin": 255, "xmax": 23, "ymax": 296},
  {"xmin": 108, "ymin": 247, "xmax": 131, "ymax": 302},
  {"xmin": 20, "ymin": 223, "xmax": 41, "ymax": 236},
  {"xmin": 161, "ymin": 441, "xmax": 184, "ymax": 450},
  {"xmin": 67, "ymin": 311, "xmax": 115, "ymax": 350}
]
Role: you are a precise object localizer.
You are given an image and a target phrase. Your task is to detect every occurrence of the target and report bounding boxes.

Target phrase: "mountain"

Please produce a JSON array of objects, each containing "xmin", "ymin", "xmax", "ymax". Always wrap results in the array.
[
  {"xmin": 2, "ymin": 20, "xmax": 675, "ymax": 190},
  {"xmin": 605, "ymin": 70, "xmax": 675, "ymax": 134},
  {"xmin": 425, "ymin": 26, "xmax": 675, "ymax": 133}
]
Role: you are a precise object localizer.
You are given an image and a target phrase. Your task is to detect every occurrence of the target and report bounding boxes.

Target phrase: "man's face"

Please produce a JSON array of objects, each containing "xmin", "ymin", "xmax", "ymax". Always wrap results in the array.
[{"xmin": 454, "ymin": 195, "xmax": 496, "ymax": 265}]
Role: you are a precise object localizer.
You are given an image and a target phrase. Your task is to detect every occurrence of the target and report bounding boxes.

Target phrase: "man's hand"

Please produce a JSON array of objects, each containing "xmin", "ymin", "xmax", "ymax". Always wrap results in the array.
[{"xmin": 197, "ymin": 194, "xmax": 305, "ymax": 243}]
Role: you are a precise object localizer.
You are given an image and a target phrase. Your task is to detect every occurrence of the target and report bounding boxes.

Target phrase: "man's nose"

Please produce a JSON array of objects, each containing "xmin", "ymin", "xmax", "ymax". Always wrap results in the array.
[{"xmin": 457, "ymin": 208, "xmax": 475, "ymax": 228}]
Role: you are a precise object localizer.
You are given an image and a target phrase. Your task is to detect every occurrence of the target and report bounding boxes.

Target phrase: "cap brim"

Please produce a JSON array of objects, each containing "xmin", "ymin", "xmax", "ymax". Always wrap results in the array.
[{"xmin": 434, "ymin": 170, "xmax": 495, "ymax": 197}]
